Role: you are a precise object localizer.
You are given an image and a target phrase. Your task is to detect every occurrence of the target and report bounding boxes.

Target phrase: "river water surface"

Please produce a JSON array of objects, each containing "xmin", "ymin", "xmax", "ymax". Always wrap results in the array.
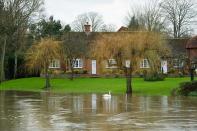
[{"xmin": 0, "ymin": 91, "xmax": 197, "ymax": 131}]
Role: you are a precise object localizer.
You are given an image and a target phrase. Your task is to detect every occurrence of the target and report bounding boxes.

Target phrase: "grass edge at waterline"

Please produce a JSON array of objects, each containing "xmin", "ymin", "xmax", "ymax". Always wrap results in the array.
[{"xmin": 0, "ymin": 77, "xmax": 193, "ymax": 96}]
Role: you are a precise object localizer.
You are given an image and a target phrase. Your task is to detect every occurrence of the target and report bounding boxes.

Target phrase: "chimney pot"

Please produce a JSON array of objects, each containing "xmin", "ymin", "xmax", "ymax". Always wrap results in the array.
[{"xmin": 84, "ymin": 22, "xmax": 91, "ymax": 33}]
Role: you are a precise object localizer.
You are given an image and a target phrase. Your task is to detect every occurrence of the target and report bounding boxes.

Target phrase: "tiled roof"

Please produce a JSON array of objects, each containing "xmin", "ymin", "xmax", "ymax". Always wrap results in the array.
[
  {"xmin": 166, "ymin": 38, "xmax": 189, "ymax": 56},
  {"xmin": 63, "ymin": 32, "xmax": 190, "ymax": 56},
  {"xmin": 117, "ymin": 26, "xmax": 129, "ymax": 32},
  {"xmin": 186, "ymin": 36, "xmax": 197, "ymax": 49}
]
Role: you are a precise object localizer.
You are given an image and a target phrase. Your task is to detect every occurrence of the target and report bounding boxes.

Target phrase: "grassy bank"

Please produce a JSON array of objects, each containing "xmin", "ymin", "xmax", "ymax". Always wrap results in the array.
[{"xmin": 0, "ymin": 77, "xmax": 193, "ymax": 96}]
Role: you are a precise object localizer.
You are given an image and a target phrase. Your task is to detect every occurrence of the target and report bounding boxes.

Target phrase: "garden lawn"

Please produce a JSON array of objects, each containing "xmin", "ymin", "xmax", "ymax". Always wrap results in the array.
[{"xmin": 0, "ymin": 77, "xmax": 193, "ymax": 96}]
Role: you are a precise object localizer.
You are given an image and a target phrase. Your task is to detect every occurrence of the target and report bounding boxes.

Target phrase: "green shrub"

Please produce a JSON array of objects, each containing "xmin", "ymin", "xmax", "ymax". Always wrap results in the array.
[
  {"xmin": 82, "ymin": 70, "xmax": 88, "ymax": 74},
  {"xmin": 168, "ymin": 68, "xmax": 176, "ymax": 74},
  {"xmin": 78, "ymin": 70, "xmax": 83, "ymax": 74},
  {"xmin": 144, "ymin": 73, "xmax": 165, "ymax": 81},
  {"xmin": 178, "ymin": 72, "xmax": 184, "ymax": 77},
  {"xmin": 175, "ymin": 81, "xmax": 197, "ymax": 96},
  {"xmin": 75, "ymin": 69, "xmax": 88, "ymax": 74},
  {"xmin": 66, "ymin": 70, "xmax": 72, "ymax": 74},
  {"xmin": 189, "ymin": 91, "xmax": 197, "ymax": 96},
  {"xmin": 73, "ymin": 70, "xmax": 77, "ymax": 74}
]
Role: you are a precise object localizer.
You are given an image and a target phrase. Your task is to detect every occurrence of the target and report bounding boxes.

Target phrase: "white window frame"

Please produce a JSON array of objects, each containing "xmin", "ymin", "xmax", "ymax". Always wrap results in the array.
[
  {"xmin": 106, "ymin": 59, "xmax": 118, "ymax": 69},
  {"xmin": 73, "ymin": 59, "xmax": 83, "ymax": 69},
  {"xmin": 140, "ymin": 59, "xmax": 150, "ymax": 69},
  {"xmin": 173, "ymin": 59, "xmax": 183, "ymax": 68},
  {"xmin": 49, "ymin": 59, "xmax": 60, "ymax": 69}
]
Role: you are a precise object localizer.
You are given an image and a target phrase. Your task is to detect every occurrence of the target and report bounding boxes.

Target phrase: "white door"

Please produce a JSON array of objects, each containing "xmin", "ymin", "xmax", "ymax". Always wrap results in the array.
[
  {"xmin": 92, "ymin": 60, "xmax": 97, "ymax": 75},
  {"xmin": 125, "ymin": 60, "xmax": 131, "ymax": 68},
  {"xmin": 161, "ymin": 60, "xmax": 168, "ymax": 74}
]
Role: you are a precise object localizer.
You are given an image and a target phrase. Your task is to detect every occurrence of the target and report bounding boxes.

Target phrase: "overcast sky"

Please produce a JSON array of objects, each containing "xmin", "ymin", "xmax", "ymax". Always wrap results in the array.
[
  {"xmin": 44, "ymin": 0, "xmax": 197, "ymax": 33},
  {"xmin": 44, "ymin": 0, "xmax": 149, "ymax": 28}
]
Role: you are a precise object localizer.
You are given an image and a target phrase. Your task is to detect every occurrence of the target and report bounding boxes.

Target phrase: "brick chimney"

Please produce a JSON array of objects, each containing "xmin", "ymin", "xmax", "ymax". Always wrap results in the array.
[{"xmin": 84, "ymin": 22, "xmax": 91, "ymax": 34}]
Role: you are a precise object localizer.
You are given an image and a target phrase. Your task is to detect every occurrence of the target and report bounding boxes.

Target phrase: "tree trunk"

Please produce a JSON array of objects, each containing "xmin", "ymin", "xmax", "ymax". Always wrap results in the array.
[
  {"xmin": 0, "ymin": 36, "xmax": 7, "ymax": 83},
  {"xmin": 45, "ymin": 67, "xmax": 51, "ymax": 89},
  {"xmin": 69, "ymin": 60, "xmax": 74, "ymax": 80},
  {"xmin": 190, "ymin": 68, "xmax": 194, "ymax": 82},
  {"xmin": 173, "ymin": 22, "xmax": 177, "ymax": 38},
  {"xmin": 14, "ymin": 52, "xmax": 18, "ymax": 79},
  {"xmin": 124, "ymin": 67, "xmax": 132, "ymax": 94},
  {"xmin": 70, "ymin": 67, "xmax": 74, "ymax": 80}
]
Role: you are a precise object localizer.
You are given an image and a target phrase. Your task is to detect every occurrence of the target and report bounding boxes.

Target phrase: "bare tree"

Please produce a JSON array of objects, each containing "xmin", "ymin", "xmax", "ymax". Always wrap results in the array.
[
  {"xmin": 11, "ymin": 0, "xmax": 43, "ymax": 79},
  {"xmin": 126, "ymin": 0, "xmax": 166, "ymax": 32},
  {"xmin": 143, "ymin": 0, "xmax": 166, "ymax": 32},
  {"xmin": 0, "ymin": 0, "xmax": 43, "ymax": 82},
  {"xmin": 71, "ymin": 14, "xmax": 88, "ymax": 32},
  {"xmin": 160, "ymin": 0, "xmax": 197, "ymax": 38},
  {"xmin": 88, "ymin": 12, "xmax": 104, "ymax": 32},
  {"xmin": 71, "ymin": 12, "xmax": 104, "ymax": 32},
  {"xmin": 0, "ymin": 0, "xmax": 15, "ymax": 82},
  {"xmin": 100, "ymin": 24, "xmax": 117, "ymax": 32}
]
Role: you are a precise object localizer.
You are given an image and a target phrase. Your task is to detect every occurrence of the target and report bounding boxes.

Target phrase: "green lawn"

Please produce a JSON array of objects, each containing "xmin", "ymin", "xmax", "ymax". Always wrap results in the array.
[{"xmin": 0, "ymin": 77, "xmax": 193, "ymax": 96}]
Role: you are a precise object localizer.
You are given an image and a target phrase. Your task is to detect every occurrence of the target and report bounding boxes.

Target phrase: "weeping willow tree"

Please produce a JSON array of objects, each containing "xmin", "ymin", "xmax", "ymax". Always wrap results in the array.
[
  {"xmin": 25, "ymin": 38, "xmax": 62, "ymax": 89},
  {"xmin": 92, "ymin": 32, "xmax": 169, "ymax": 94}
]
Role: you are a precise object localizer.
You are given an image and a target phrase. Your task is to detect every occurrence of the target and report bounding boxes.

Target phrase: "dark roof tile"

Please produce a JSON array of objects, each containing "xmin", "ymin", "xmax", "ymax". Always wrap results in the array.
[{"xmin": 186, "ymin": 36, "xmax": 197, "ymax": 49}]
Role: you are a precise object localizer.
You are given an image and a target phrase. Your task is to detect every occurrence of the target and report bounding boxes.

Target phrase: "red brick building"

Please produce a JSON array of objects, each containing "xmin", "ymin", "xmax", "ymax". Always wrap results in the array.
[
  {"xmin": 186, "ymin": 36, "xmax": 197, "ymax": 61},
  {"xmin": 49, "ymin": 25, "xmax": 193, "ymax": 77}
]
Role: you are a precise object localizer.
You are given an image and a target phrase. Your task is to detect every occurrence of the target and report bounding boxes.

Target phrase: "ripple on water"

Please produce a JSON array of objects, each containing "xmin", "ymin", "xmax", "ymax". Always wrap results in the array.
[{"xmin": 1, "ymin": 92, "xmax": 197, "ymax": 131}]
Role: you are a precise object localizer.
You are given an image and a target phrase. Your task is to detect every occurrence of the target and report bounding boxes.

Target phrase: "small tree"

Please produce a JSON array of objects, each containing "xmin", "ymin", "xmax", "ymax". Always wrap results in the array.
[
  {"xmin": 25, "ymin": 38, "xmax": 62, "ymax": 88},
  {"xmin": 62, "ymin": 33, "xmax": 88, "ymax": 80},
  {"xmin": 92, "ymin": 32, "xmax": 168, "ymax": 94}
]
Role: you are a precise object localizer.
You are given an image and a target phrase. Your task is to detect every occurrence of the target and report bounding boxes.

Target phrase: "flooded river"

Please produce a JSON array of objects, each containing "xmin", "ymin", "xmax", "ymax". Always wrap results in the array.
[{"xmin": 0, "ymin": 91, "xmax": 197, "ymax": 131}]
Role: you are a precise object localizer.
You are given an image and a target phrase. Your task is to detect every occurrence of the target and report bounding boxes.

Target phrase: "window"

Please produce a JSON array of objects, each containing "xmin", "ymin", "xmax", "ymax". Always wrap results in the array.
[
  {"xmin": 49, "ymin": 59, "xmax": 60, "ymax": 68},
  {"xmin": 125, "ymin": 60, "xmax": 131, "ymax": 68},
  {"xmin": 106, "ymin": 59, "xmax": 117, "ymax": 68},
  {"xmin": 173, "ymin": 59, "xmax": 183, "ymax": 68},
  {"xmin": 140, "ymin": 59, "xmax": 150, "ymax": 68},
  {"xmin": 108, "ymin": 59, "xmax": 117, "ymax": 65},
  {"xmin": 73, "ymin": 59, "xmax": 83, "ymax": 68}
]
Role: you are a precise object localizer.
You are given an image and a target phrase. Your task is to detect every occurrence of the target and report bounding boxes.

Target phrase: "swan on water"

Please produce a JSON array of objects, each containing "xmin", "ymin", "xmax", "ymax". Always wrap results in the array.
[{"xmin": 103, "ymin": 91, "xmax": 111, "ymax": 98}]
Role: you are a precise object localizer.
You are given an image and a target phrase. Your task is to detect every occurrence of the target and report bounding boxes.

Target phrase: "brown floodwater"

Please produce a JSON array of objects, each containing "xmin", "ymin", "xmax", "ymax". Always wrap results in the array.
[{"xmin": 0, "ymin": 91, "xmax": 197, "ymax": 131}]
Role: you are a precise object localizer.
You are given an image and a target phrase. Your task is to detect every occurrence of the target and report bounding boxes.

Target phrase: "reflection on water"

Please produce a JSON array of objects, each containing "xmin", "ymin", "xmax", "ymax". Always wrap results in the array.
[{"xmin": 0, "ymin": 91, "xmax": 197, "ymax": 131}]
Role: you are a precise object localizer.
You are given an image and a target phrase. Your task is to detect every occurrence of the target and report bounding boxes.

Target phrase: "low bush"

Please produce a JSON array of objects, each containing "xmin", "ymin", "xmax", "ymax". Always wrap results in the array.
[
  {"xmin": 65, "ymin": 69, "xmax": 88, "ymax": 74},
  {"xmin": 81, "ymin": 70, "xmax": 88, "ymax": 74},
  {"xmin": 75, "ymin": 69, "xmax": 88, "ymax": 74},
  {"xmin": 73, "ymin": 70, "xmax": 80, "ymax": 74},
  {"xmin": 178, "ymin": 72, "xmax": 184, "ymax": 77},
  {"xmin": 189, "ymin": 91, "xmax": 197, "ymax": 96},
  {"xmin": 174, "ymin": 81, "xmax": 197, "ymax": 96},
  {"xmin": 66, "ymin": 70, "xmax": 72, "ymax": 74},
  {"xmin": 144, "ymin": 73, "xmax": 165, "ymax": 81},
  {"xmin": 168, "ymin": 68, "xmax": 176, "ymax": 74}
]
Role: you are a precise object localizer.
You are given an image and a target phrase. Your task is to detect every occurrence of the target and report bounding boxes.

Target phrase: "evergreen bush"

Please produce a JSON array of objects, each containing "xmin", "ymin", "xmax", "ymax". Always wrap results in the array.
[{"xmin": 144, "ymin": 73, "xmax": 165, "ymax": 81}]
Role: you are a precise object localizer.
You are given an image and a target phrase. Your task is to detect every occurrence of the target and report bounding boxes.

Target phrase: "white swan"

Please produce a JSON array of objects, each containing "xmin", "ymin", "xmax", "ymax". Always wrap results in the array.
[{"xmin": 103, "ymin": 91, "xmax": 111, "ymax": 99}]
